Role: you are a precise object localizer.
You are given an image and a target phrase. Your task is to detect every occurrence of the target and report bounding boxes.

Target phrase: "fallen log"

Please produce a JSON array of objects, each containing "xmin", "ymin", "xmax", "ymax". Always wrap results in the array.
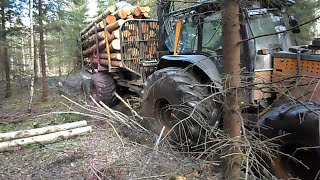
[
  {"xmin": 80, "ymin": 6, "xmax": 116, "ymax": 35},
  {"xmin": 0, "ymin": 121, "xmax": 88, "ymax": 142},
  {"xmin": 0, "ymin": 126, "xmax": 92, "ymax": 152}
]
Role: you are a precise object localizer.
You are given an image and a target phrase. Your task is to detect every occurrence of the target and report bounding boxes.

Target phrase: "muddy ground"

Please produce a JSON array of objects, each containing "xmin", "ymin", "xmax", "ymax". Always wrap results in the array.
[{"xmin": 0, "ymin": 75, "xmax": 222, "ymax": 180}]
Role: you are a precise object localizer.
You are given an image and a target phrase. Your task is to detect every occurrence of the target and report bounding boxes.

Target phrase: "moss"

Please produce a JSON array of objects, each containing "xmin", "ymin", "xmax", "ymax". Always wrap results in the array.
[
  {"xmin": 52, "ymin": 114, "xmax": 82, "ymax": 125},
  {"xmin": 24, "ymin": 142, "xmax": 43, "ymax": 149},
  {"xmin": 0, "ymin": 123, "xmax": 14, "ymax": 133}
]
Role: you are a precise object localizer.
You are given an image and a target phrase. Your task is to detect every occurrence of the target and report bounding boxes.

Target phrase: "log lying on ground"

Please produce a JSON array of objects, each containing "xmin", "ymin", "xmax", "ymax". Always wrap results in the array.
[
  {"xmin": 88, "ymin": 57, "xmax": 123, "ymax": 67},
  {"xmin": 81, "ymin": 19, "xmax": 124, "ymax": 40},
  {"xmin": 80, "ymin": 6, "xmax": 116, "ymax": 35},
  {"xmin": 0, "ymin": 121, "xmax": 88, "ymax": 142},
  {"xmin": 0, "ymin": 126, "xmax": 92, "ymax": 152}
]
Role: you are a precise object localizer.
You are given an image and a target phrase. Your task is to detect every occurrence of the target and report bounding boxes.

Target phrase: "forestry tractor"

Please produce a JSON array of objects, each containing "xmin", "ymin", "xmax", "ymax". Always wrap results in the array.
[{"xmin": 80, "ymin": 0, "xmax": 320, "ymax": 179}]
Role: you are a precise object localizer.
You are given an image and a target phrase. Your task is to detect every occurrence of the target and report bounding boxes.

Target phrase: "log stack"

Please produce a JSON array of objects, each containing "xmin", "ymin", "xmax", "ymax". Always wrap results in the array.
[{"xmin": 80, "ymin": 4, "xmax": 152, "ymax": 69}]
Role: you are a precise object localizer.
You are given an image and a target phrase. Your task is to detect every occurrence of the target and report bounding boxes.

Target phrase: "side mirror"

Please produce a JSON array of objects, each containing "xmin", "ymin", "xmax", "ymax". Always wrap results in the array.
[{"xmin": 289, "ymin": 15, "xmax": 300, "ymax": 33}]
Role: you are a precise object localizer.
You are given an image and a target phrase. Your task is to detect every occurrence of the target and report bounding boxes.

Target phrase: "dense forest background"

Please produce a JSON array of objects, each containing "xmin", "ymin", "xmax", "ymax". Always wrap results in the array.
[{"xmin": 0, "ymin": 0, "xmax": 319, "ymax": 99}]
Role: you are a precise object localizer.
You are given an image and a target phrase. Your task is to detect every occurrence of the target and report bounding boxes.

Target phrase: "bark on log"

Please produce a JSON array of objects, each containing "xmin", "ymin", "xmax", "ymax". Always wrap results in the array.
[
  {"xmin": 82, "ymin": 30, "xmax": 117, "ymax": 49},
  {"xmin": 83, "ymin": 40, "xmax": 106, "ymax": 56},
  {"xmin": 134, "ymin": 15, "xmax": 143, "ymax": 19},
  {"xmin": 80, "ymin": 6, "xmax": 116, "ymax": 35},
  {"xmin": 82, "ymin": 19, "xmax": 124, "ymax": 40},
  {"xmin": 0, "ymin": 121, "xmax": 88, "ymax": 142},
  {"xmin": 99, "ymin": 53, "xmax": 121, "ymax": 60},
  {"xmin": 89, "ymin": 57, "xmax": 123, "ymax": 67},
  {"xmin": 0, "ymin": 126, "xmax": 92, "ymax": 152},
  {"xmin": 83, "ymin": 38, "xmax": 120, "ymax": 57}
]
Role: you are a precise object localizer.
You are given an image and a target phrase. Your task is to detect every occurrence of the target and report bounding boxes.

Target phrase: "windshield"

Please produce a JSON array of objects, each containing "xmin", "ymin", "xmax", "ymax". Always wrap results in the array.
[
  {"xmin": 202, "ymin": 13, "xmax": 222, "ymax": 56},
  {"xmin": 165, "ymin": 12, "xmax": 222, "ymax": 55},
  {"xmin": 249, "ymin": 11, "xmax": 294, "ymax": 50}
]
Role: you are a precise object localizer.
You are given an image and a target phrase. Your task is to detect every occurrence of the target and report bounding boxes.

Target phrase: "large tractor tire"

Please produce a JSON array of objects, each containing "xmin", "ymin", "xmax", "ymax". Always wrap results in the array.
[
  {"xmin": 258, "ymin": 101, "xmax": 320, "ymax": 179},
  {"xmin": 91, "ymin": 72, "xmax": 117, "ymax": 107},
  {"xmin": 141, "ymin": 67, "xmax": 221, "ymax": 148}
]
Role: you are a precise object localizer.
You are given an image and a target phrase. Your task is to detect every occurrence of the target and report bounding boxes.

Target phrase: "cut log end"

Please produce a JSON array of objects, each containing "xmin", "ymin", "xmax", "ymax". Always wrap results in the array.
[
  {"xmin": 133, "ymin": 7, "xmax": 141, "ymax": 17},
  {"xmin": 118, "ymin": 9, "xmax": 128, "ymax": 19},
  {"xmin": 106, "ymin": 15, "xmax": 116, "ymax": 24},
  {"xmin": 107, "ymin": 5, "xmax": 116, "ymax": 13},
  {"xmin": 111, "ymin": 39, "xmax": 121, "ymax": 51},
  {"xmin": 140, "ymin": 6, "xmax": 150, "ymax": 13}
]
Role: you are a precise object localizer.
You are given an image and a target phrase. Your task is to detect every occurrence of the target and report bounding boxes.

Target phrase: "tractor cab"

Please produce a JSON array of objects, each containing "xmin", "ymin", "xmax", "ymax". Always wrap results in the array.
[{"xmin": 158, "ymin": 0, "xmax": 320, "ymax": 106}]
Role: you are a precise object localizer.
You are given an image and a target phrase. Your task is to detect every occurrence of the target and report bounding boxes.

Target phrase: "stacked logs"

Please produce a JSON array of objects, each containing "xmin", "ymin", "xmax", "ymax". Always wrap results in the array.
[{"xmin": 80, "ymin": 5, "xmax": 151, "ymax": 68}]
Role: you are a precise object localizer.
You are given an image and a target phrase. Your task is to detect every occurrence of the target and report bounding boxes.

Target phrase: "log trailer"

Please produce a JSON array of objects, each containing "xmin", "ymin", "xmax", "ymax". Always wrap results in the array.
[{"xmin": 80, "ymin": 1, "xmax": 320, "ymax": 178}]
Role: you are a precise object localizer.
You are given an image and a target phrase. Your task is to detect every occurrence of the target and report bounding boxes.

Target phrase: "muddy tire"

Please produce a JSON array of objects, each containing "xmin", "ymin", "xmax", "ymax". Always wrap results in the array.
[
  {"xmin": 258, "ymin": 101, "xmax": 320, "ymax": 179},
  {"xmin": 141, "ymin": 67, "xmax": 221, "ymax": 148},
  {"xmin": 91, "ymin": 72, "xmax": 117, "ymax": 107}
]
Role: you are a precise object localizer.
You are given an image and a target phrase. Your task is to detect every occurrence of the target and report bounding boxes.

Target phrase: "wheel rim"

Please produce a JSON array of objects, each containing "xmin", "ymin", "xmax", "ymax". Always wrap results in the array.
[
  {"xmin": 155, "ymin": 98, "xmax": 174, "ymax": 130},
  {"xmin": 91, "ymin": 82, "xmax": 98, "ymax": 100}
]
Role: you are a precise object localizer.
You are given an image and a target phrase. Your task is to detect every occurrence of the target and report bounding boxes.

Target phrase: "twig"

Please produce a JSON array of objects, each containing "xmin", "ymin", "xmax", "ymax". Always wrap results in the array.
[{"xmin": 238, "ymin": 15, "xmax": 320, "ymax": 44}]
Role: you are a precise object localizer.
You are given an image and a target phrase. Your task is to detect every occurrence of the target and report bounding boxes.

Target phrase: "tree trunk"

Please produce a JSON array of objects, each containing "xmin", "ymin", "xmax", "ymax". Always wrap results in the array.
[
  {"xmin": 34, "ymin": 33, "xmax": 38, "ymax": 82},
  {"xmin": 38, "ymin": 0, "xmax": 48, "ymax": 101},
  {"xmin": 28, "ymin": 0, "xmax": 35, "ymax": 113},
  {"xmin": 222, "ymin": 0, "xmax": 241, "ymax": 179},
  {"xmin": 0, "ymin": 4, "xmax": 11, "ymax": 98}
]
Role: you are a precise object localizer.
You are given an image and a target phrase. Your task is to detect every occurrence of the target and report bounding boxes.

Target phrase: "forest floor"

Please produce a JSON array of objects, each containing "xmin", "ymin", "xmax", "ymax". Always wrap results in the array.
[{"xmin": 0, "ymin": 76, "xmax": 222, "ymax": 180}]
